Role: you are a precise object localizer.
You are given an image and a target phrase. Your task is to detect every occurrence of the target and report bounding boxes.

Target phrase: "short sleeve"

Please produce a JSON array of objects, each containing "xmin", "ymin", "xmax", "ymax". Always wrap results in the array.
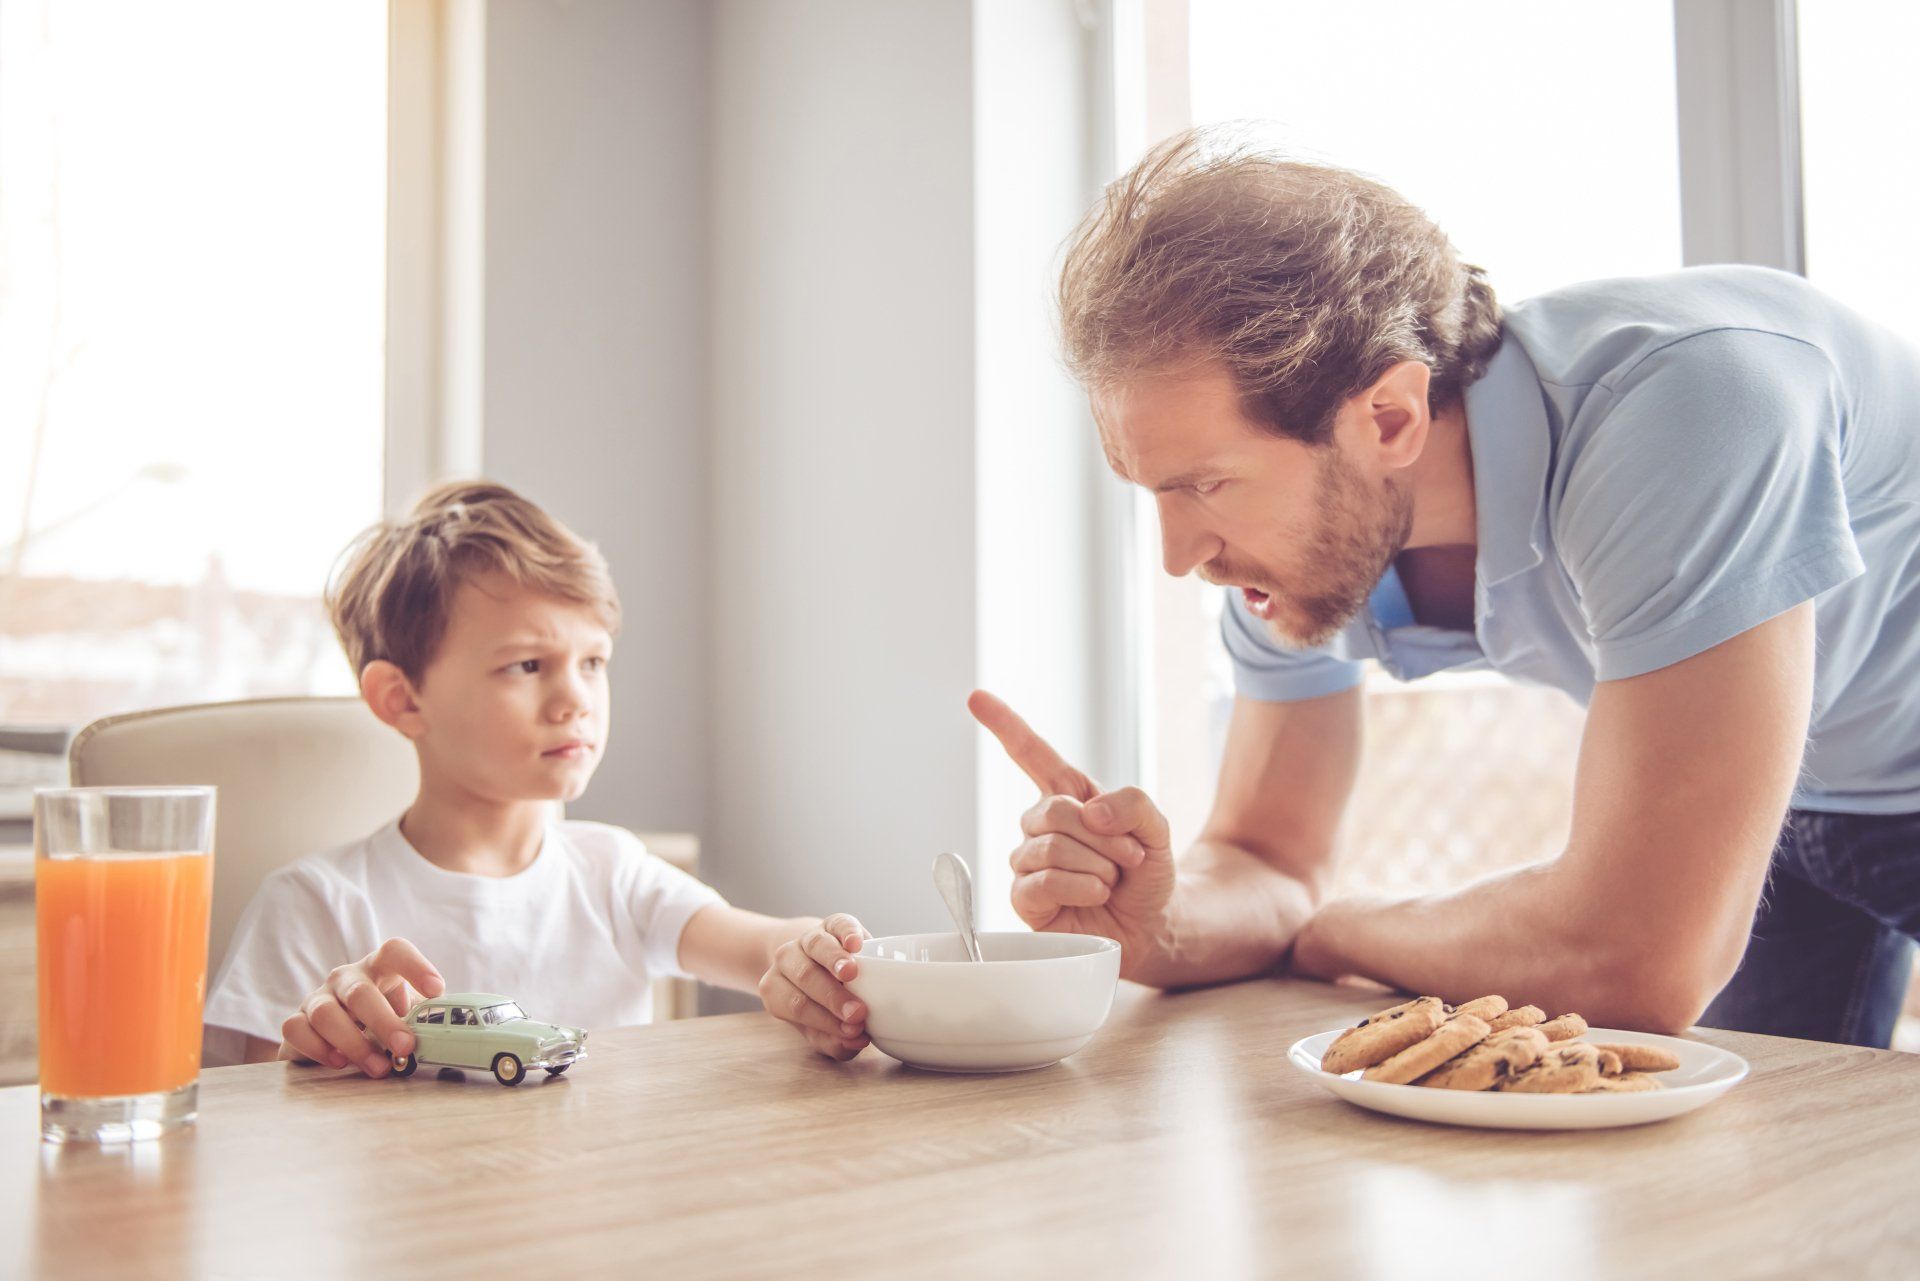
[
  {"xmin": 1555, "ymin": 328, "xmax": 1865, "ymax": 681},
  {"xmin": 615, "ymin": 833, "xmax": 727, "ymax": 980},
  {"xmin": 202, "ymin": 866, "xmax": 355, "ymax": 1049},
  {"xmin": 1219, "ymin": 585, "xmax": 1366, "ymax": 702}
]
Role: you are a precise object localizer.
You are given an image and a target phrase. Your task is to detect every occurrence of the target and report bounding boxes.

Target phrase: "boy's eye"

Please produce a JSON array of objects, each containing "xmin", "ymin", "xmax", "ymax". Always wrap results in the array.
[
  {"xmin": 511, "ymin": 659, "xmax": 540, "ymax": 675},
  {"xmin": 1192, "ymin": 479, "xmax": 1224, "ymax": 497},
  {"xmin": 583, "ymin": 656, "xmax": 608, "ymax": 672}
]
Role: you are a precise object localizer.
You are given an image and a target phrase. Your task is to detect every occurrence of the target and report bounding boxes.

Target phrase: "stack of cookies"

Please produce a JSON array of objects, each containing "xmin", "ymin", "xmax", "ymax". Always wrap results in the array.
[{"xmin": 1316, "ymin": 995, "xmax": 1681, "ymax": 1094}]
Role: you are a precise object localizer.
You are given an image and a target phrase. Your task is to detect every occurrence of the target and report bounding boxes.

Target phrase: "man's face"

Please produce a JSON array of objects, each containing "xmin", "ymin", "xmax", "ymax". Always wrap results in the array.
[
  {"xmin": 408, "ymin": 574, "xmax": 613, "ymax": 803},
  {"xmin": 1094, "ymin": 363, "xmax": 1414, "ymax": 649}
]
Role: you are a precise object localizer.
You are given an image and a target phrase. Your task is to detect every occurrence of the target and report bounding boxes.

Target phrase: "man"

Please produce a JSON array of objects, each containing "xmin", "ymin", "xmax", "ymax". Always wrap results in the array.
[{"xmin": 972, "ymin": 130, "xmax": 1920, "ymax": 1047}]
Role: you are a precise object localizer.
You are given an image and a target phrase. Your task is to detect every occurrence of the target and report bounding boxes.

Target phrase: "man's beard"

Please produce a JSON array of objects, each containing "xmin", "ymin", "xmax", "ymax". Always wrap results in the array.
[{"xmin": 1265, "ymin": 448, "xmax": 1413, "ymax": 650}]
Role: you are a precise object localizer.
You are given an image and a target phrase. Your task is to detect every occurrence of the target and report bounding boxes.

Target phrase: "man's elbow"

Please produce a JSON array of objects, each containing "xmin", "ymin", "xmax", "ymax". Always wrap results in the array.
[{"xmin": 1574, "ymin": 946, "xmax": 1739, "ymax": 1036}]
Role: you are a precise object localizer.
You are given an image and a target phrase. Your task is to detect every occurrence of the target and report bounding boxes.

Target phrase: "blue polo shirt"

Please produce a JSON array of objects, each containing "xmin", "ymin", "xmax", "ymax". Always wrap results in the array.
[{"xmin": 1222, "ymin": 265, "xmax": 1920, "ymax": 814}]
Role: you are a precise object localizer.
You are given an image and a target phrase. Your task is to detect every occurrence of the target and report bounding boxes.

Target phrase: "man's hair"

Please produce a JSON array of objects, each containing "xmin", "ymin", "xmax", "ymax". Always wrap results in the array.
[
  {"xmin": 1058, "ymin": 128, "xmax": 1504, "ymax": 444},
  {"xmin": 326, "ymin": 480, "xmax": 621, "ymax": 682}
]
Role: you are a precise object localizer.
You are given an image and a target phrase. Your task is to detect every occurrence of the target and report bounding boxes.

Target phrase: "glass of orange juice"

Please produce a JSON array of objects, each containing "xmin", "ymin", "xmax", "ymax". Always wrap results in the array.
[{"xmin": 34, "ymin": 786, "xmax": 215, "ymax": 1144}]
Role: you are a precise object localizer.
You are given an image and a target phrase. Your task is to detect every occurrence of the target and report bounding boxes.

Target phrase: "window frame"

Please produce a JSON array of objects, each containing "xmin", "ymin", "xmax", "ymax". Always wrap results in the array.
[{"xmin": 1102, "ymin": 0, "xmax": 1811, "ymax": 803}]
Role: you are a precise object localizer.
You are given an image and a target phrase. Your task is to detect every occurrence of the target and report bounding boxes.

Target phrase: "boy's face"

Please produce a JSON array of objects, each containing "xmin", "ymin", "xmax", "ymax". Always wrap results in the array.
[{"xmin": 407, "ymin": 573, "xmax": 613, "ymax": 804}]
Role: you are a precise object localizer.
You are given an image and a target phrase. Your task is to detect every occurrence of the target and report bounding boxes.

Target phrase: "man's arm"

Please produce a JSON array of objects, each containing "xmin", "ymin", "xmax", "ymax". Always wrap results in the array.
[
  {"xmin": 1146, "ymin": 684, "xmax": 1363, "ymax": 986},
  {"xmin": 1291, "ymin": 603, "xmax": 1814, "ymax": 1032},
  {"xmin": 970, "ymin": 684, "xmax": 1360, "ymax": 988}
]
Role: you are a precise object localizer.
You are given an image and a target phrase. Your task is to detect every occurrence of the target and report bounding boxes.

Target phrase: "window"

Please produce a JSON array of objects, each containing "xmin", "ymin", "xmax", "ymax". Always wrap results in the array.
[
  {"xmin": 1798, "ymin": 2, "xmax": 1920, "ymax": 350},
  {"xmin": 1124, "ymin": 1, "xmax": 1917, "ymax": 1048},
  {"xmin": 1149, "ymin": 1, "xmax": 1681, "ymax": 880},
  {"xmin": 1188, "ymin": 1, "xmax": 1683, "ymax": 301},
  {"xmin": 1797, "ymin": 1, "xmax": 1920, "ymax": 1050},
  {"xmin": 0, "ymin": 2, "xmax": 389, "ymax": 750}
]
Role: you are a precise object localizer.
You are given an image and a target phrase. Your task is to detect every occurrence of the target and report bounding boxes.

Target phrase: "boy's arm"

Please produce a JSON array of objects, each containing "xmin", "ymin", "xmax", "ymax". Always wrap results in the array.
[
  {"xmin": 676, "ymin": 904, "xmax": 817, "ymax": 992},
  {"xmin": 203, "ymin": 865, "xmax": 362, "ymax": 1061},
  {"xmin": 241, "ymin": 1034, "xmax": 284, "ymax": 1063},
  {"xmin": 677, "ymin": 904, "xmax": 872, "ymax": 1060}
]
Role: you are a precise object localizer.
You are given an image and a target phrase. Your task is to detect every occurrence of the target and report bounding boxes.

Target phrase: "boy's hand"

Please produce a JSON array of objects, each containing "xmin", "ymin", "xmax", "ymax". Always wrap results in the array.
[
  {"xmin": 279, "ymin": 937, "xmax": 446, "ymax": 1077},
  {"xmin": 758, "ymin": 913, "xmax": 871, "ymax": 1061}
]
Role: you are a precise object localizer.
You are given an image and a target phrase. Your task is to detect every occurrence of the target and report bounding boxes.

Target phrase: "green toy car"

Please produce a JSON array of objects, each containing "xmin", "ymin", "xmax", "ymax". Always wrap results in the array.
[{"xmin": 388, "ymin": 993, "xmax": 588, "ymax": 1086}]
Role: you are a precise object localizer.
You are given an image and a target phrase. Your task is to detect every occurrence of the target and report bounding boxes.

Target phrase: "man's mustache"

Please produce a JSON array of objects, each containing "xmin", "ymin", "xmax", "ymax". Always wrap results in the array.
[{"xmin": 1198, "ymin": 562, "xmax": 1275, "ymax": 593}]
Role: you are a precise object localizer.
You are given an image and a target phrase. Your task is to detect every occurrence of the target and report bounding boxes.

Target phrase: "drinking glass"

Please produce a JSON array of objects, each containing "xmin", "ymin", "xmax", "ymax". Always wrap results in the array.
[{"xmin": 34, "ymin": 787, "xmax": 215, "ymax": 1144}]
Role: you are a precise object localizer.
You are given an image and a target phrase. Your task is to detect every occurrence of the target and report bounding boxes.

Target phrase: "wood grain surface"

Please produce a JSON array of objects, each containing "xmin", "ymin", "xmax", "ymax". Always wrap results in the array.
[{"xmin": 5, "ymin": 976, "xmax": 1916, "ymax": 1280}]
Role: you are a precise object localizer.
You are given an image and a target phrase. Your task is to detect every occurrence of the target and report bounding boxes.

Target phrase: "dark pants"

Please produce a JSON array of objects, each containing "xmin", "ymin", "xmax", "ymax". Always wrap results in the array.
[{"xmin": 1703, "ymin": 809, "xmax": 1920, "ymax": 1047}]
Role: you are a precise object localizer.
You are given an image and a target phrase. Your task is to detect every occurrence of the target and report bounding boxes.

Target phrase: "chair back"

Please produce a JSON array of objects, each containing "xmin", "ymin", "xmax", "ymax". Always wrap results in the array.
[{"xmin": 68, "ymin": 696, "xmax": 418, "ymax": 978}]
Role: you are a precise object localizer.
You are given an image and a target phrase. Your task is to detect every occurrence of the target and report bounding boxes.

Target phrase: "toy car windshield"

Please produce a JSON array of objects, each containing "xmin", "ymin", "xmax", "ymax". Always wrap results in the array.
[{"xmin": 481, "ymin": 1002, "xmax": 528, "ymax": 1025}]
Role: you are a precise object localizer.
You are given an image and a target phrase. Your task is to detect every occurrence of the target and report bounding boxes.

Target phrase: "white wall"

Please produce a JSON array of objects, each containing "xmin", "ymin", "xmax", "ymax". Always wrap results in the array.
[
  {"xmin": 478, "ymin": 0, "xmax": 713, "ymax": 836},
  {"xmin": 465, "ymin": 1, "xmax": 1109, "ymax": 991},
  {"xmin": 973, "ymin": 0, "xmax": 1115, "ymax": 928},
  {"xmin": 705, "ymin": 0, "xmax": 980, "ymax": 937}
]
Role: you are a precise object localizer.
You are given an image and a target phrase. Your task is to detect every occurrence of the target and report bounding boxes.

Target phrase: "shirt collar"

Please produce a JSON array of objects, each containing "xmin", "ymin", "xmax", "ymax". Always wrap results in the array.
[
  {"xmin": 1462, "ymin": 331, "xmax": 1554, "ymax": 593},
  {"xmin": 374, "ymin": 817, "xmax": 560, "ymax": 900}
]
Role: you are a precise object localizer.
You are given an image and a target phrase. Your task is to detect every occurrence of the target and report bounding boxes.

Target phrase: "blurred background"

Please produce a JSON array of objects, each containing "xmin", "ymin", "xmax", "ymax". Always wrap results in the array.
[{"xmin": 2, "ymin": 0, "xmax": 1914, "ymax": 1040}]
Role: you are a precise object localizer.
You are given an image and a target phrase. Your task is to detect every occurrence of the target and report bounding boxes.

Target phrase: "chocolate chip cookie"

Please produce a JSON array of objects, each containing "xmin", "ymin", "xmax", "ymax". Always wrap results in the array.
[
  {"xmin": 1363, "ymin": 1014, "xmax": 1492, "ymax": 1085},
  {"xmin": 1319, "ymin": 996, "xmax": 1449, "ymax": 1075},
  {"xmin": 1416, "ymin": 1025, "xmax": 1550, "ymax": 1090}
]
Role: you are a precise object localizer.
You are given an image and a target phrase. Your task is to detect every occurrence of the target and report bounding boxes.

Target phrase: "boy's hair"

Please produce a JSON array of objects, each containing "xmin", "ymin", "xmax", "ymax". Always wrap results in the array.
[
  {"xmin": 1058, "ymin": 127, "xmax": 1504, "ymax": 445},
  {"xmin": 326, "ymin": 480, "xmax": 621, "ymax": 682}
]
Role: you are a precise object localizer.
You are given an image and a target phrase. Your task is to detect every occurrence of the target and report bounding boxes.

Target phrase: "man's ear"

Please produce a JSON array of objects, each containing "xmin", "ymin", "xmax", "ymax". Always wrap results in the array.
[
  {"xmin": 1360, "ymin": 360, "xmax": 1434, "ymax": 470},
  {"xmin": 361, "ymin": 660, "xmax": 425, "ymax": 740}
]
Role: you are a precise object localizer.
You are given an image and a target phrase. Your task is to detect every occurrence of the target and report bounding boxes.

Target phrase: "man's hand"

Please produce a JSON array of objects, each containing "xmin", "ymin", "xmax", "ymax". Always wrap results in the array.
[
  {"xmin": 969, "ymin": 690, "xmax": 1179, "ymax": 980},
  {"xmin": 279, "ymin": 938, "xmax": 445, "ymax": 1077},
  {"xmin": 758, "ymin": 913, "xmax": 871, "ymax": 1061}
]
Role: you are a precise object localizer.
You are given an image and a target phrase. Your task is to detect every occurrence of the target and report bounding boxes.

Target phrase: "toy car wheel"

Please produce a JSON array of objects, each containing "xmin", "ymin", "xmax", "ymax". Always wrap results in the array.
[
  {"xmin": 492, "ymin": 1053, "xmax": 524, "ymax": 1086},
  {"xmin": 390, "ymin": 1049, "xmax": 418, "ymax": 1078},
  {"xmin": 545, "ymin": 1064, "xmax": 570, "ymax": 1076}
]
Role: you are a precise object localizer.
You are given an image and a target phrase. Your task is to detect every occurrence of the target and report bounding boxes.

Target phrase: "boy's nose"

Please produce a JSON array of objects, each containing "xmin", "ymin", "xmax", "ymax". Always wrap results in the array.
[{"xmin": 547, "ymin": 678, "xmax": 593, "ymax": 721}]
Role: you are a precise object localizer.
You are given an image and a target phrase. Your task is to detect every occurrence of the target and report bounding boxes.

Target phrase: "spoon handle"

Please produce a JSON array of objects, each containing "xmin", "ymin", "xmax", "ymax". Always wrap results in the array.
[{"xmin": 932, "ymin": 851, "xmax": 985, "ymax": 962}]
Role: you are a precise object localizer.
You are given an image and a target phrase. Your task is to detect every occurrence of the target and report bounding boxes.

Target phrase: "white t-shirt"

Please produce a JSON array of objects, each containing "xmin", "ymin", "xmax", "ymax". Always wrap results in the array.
[{"xmin": 202, "ymin": 818, "xmax": 725, "ymax": 1059}]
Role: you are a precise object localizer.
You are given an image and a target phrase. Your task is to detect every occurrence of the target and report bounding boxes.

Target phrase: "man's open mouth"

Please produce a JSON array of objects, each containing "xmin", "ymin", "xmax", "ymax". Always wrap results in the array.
[{"xmin": 1241, "ymin": 586, "xmax": 1275, "ymax": 620}]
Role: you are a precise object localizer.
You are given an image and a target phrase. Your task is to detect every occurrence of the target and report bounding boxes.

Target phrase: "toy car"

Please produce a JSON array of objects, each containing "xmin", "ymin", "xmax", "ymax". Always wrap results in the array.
[{"xmin": 388, "ymin": 993, "xmax": 588, "ymax": 1086}]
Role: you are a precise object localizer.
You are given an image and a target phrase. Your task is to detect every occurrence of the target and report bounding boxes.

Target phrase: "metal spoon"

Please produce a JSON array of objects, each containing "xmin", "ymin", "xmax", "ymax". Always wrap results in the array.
[{"xmin": 932, "ymin": 851, "xmax": 985, "ymax": 963}]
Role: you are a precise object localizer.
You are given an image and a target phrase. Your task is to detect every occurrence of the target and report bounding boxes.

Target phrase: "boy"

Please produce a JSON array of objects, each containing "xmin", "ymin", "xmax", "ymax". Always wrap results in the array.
[{"xmin": 203, "ymin": 481, "xmax": 871, "ymax": 1073}]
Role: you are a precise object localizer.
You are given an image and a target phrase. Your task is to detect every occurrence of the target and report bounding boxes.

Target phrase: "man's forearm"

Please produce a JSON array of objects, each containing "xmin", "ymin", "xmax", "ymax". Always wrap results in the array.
[
  {"xmin": 1131, "ymin": 840, "xmax": 1319, "ymax": 989},
  {"xmin": 1290, "ymin": 861, "xmax": 1669, "ymax": 1028}
]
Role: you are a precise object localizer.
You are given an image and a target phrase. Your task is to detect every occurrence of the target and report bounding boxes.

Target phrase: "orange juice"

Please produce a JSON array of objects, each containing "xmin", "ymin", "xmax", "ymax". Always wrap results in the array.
[{"xmin": 36, "ymin": 851, "xmax": 213, "ymax": 1098}]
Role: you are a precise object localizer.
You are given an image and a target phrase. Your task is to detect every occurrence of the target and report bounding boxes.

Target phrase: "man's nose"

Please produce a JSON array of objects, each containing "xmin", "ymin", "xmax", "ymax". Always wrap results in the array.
[{"xmin": 1157, "ymin": 498, "xmax": 1219, "ymax": 578}]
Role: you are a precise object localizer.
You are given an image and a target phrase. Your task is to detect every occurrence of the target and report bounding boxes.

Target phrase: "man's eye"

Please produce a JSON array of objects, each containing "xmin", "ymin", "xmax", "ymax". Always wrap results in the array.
[
  {"xmin": 1192, "ymin": 480, "xmax": 1224, "ymax": 496},
  {"xmin": 583, "ymin": 656, "xmax": 608, "ymax": 673},
  {"xmin": 511, "ymin": 659, "xmax": 540, "ymax": 674}
]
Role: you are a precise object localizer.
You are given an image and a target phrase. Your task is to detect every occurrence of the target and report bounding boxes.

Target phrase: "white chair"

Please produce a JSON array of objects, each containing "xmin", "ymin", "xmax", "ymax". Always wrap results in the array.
[{"xmin": 67, "ymin": 697, "xmax": 701, "ymax": 1059}]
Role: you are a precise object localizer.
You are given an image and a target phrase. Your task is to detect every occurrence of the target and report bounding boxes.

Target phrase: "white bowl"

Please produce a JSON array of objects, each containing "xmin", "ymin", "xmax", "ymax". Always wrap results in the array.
[{"xmin": 846, "ymin": 931, "xmax": 1122, "ymax": 1072}]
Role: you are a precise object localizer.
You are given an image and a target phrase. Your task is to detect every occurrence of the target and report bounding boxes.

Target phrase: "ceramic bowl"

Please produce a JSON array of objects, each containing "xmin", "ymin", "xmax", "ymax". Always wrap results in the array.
[{"xmin": 847, "ymin": 931, "xmax": 1121, "ymax": 1072}]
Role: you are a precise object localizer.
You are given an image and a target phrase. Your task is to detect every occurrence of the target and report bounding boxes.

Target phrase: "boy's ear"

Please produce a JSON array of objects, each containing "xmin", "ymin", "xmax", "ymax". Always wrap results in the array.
[{"xmin": 361, "ymin": 660, "xmax": 425, "ymax": 739}]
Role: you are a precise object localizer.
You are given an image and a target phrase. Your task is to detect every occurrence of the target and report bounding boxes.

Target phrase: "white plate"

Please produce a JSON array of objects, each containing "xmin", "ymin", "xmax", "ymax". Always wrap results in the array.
[{"xmin": 1287, "ymin": 1026, "xmax": 1749, "ymax": 1130}]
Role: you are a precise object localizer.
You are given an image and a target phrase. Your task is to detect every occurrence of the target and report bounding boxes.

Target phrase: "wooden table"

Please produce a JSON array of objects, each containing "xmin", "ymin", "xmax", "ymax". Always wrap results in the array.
[{"xmin": 6, "ymin": 978, "xmax": 1916, "ymax": 1280}]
